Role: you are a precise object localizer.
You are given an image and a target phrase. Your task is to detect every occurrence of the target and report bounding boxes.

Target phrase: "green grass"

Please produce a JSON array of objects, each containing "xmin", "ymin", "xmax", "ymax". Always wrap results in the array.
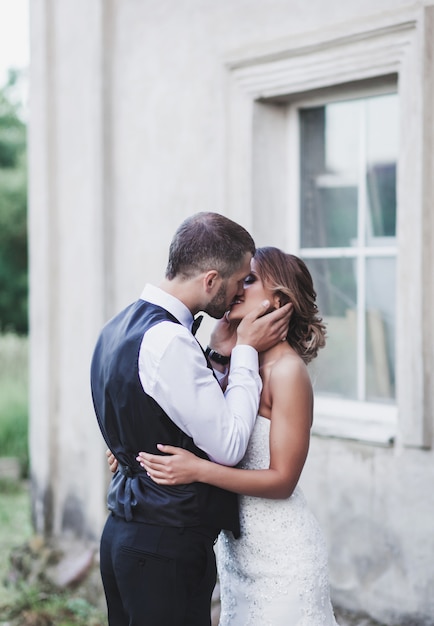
[
  {"xmin": 0, "ymin": 479, "xmax": 32, "ymax": 607},
  {"xmin": 0, "ymin": 333, "xmax": 28, "ymax": 475}
]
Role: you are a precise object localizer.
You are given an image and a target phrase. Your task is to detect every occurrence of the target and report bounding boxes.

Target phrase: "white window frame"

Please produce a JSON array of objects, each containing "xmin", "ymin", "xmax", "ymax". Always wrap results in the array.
[
  {"xmin": 294, "ymin": 89, "xmax": 398, "ymax": 444},
  {"xmin": 224, "ymin": 6, "xmax": 434, "ymax": 448}
]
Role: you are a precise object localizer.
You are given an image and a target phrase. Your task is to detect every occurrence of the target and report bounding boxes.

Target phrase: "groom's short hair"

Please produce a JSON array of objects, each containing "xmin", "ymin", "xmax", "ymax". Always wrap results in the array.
[{"xmin": 165, "ymin": 212, "xmax": 255, "ymax": 280}]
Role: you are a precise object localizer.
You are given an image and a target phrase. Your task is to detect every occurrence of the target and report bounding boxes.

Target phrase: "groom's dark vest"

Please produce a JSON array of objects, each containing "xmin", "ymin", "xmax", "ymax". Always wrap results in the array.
[{"xmin": 91, "ymin": 299, "xmax": 240, "ymax": 536}]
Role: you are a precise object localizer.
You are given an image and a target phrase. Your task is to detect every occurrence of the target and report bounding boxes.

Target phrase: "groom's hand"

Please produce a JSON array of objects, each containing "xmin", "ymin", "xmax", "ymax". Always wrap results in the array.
[{"xmin": 236, "ymin": 300, "xmax": 292, "ymax": 353}]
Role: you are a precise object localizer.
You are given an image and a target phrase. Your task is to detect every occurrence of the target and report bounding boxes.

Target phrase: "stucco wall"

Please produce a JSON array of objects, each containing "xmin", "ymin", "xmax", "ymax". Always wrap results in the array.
[
  {"xmin": 29, "ymin": 1, "xmax": 434, "ymax": 623},
  {"xmin": 301, "ymin": 437, "xmax": 434, "ymax": 623}
]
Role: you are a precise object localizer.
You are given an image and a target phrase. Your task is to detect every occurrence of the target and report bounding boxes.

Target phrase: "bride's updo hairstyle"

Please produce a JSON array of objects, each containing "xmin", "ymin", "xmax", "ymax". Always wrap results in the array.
[{"xmin": 254, "ymin": 247, "xmax": 326, "ymax": 364}]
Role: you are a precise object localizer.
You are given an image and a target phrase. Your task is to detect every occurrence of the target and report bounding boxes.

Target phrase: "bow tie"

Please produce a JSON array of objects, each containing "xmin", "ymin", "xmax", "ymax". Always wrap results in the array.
[{"xmin": 191, "ymin": 315, "xmax": 203, "ymax": 336}]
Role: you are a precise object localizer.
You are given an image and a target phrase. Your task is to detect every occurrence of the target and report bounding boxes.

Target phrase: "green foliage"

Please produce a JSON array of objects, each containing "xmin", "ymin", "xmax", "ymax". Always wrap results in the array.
[
  {"xmin": 1, "ymin": 588, "xmax": 106, "ymax": 626},
  {"xmin": 0, "ymin": 71, "xmax": 26, "ymax": 168},
  {"xmin": 0, "ymin": 70, "xmax": 28, "ymax": 334},
  {"xmin": 0, "ymin": 479, "xmax": 32, "ymax": 607},
  {"xmin": 0, "ymin": 475, "xmax": 105, "ymax": 625},
  {"xmin": 0, "ymin": 401, "xmax": 28, "ymax": 475},
  {"xmin": 0, "ymin": 333, "xmax": 28, "ymax": 476}
]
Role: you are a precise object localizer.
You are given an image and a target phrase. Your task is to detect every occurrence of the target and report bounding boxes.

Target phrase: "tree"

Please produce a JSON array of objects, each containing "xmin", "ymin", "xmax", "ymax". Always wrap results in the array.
[{"xmin": 0, "ymin": 70, "xmax": 28, "ymax": 334}]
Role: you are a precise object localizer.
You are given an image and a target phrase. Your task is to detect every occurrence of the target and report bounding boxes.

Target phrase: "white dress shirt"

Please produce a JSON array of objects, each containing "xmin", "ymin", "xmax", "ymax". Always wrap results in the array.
[{"xmin": 138, "ymin": 284, "xmax": 262, "ymax": 466}]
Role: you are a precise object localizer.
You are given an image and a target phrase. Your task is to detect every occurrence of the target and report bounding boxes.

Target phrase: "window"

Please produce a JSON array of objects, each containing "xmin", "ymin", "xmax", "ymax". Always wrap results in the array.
[
  {"xmin": 226, "ymin": 9, "xmax": 433, "ymax": 447},
  {"xmin": 299, "ymin": 94, "xmax": 398, "ymax": 405}
]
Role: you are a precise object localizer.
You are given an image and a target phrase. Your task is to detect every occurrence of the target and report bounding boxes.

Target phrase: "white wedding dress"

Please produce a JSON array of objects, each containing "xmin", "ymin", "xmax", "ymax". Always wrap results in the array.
[{"xmin": 217, "ymin": 415, "xmax": 338, "ymax": 626}]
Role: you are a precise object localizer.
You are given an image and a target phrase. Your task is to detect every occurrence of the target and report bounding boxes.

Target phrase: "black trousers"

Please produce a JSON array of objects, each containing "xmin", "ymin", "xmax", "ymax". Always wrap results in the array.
[{"xmin": 100, "ymin": 513, "xmax": 219, "ymax": 626}]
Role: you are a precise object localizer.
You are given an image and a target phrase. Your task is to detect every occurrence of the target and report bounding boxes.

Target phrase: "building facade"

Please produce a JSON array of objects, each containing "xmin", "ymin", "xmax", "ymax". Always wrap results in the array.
[{"xmin": 29, "ymin": 1, "xmax": 434, "ymax": 623}]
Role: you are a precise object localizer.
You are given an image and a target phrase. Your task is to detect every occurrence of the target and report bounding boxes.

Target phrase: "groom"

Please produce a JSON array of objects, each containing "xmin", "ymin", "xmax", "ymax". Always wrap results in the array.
[{"xmin": 91, "ymin": 212, "xmax": 291, "ymax": 626}]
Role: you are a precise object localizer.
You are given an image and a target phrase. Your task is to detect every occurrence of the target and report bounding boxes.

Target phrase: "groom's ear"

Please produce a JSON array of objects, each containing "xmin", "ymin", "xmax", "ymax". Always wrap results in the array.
[{"xmin": 204, "ymin": 270, "xmax": 220, "ymax": 293}]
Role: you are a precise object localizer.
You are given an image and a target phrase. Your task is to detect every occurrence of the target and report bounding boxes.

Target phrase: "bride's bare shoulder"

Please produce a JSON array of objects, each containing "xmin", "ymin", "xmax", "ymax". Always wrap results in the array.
[{"xmin": 270, "ymin": 350, "xmax": 310, "ymax": 386}]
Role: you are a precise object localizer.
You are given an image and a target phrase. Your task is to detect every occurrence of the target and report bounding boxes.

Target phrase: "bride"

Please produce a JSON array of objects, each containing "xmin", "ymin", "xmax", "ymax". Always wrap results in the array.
[{"xmin": 137, "ymin": 247, "xmax": 339, "ymax": 625}]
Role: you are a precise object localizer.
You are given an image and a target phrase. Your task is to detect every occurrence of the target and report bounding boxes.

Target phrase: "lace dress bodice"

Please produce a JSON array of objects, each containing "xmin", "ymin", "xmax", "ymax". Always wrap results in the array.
[{"xmin": 217, "ymin": 415, "xmax": 338, "ymax": 626}]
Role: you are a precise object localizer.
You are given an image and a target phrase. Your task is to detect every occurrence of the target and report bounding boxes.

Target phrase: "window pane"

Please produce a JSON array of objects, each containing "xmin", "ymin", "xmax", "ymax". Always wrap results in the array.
[
  {"xmin": 366, "ymin": 164, "xmax": 396, "ymax": 240},
  {"xmin": 365, "ymin": 94, "xmax": 398, "ymax": 243},
  {"xmin": 300, "ymin": 91, "xmax": 398, "ymax": 403},
  {"xmin": 305, "ymin": 258, "xmax": 357, "ymax": 399},
  {"xmin": 365, "ymin": 257, "xmax": 396, "ymax": 401},
  {"xmin": 300, "ymin": 102, "xmax": 360, "ymax": 248}
]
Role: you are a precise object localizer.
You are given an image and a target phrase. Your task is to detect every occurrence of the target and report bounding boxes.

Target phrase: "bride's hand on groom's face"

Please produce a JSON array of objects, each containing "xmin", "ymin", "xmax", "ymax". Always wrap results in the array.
[
  {"xmin": 209, "ymin": 314, "xmax": 239, "ymax": 357},
  {"xmin": 136, "ymin": 445, "xmax": 201, "ymax": 486}
]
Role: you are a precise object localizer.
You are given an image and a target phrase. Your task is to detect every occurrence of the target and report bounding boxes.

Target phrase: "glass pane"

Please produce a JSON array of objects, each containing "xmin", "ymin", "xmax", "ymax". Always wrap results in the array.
[
  {"xmin": 299, "ymin": 91, "xmax": 398, "ymax": 402},
  {"xmin": 300, "ymin": 102, "xmax": 360, "ymax": 248},
  {"xmin": 305, "ymin": 258, "xmax": 357, "ymax": 399},
  {"xmin": 365, "ymin": 94, "xmax": 398, "ymax": 243},
  {"xmin": 365, "ymin": 257, "xmax": 396, "ymax": 401}
]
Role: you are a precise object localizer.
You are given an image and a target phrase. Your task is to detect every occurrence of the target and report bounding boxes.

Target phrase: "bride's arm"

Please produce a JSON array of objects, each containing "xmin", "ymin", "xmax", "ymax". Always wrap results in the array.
[{"xmin": 138, "ymin": 357, "xmax": 312, "ymax": 499}]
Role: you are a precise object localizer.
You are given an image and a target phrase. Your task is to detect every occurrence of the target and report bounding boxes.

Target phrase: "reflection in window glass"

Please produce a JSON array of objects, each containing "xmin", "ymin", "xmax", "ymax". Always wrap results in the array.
[
  {"xmin": 305, "ymin": 258, "xmax": 357, "ymax": 399},
  {"xmin": 365, "ymin": 257, "xmax": 396, "ymax": 401},
  {"xmin": 299, "ymin": 92, "xmax": 398, "ymax": 403},
  {"xmin": 365, "ymin": 96, "xmax": 398, "ymax": 242},
  {"xmin": 367, "ymin": 163, "xmax": 396, "ymax": 240},
  {"xmin": 300, "ymin": 102, "xmax": 360, "ymax": 248}
]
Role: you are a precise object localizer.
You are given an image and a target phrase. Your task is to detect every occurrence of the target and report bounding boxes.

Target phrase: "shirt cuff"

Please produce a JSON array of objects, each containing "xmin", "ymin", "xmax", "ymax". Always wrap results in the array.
[{"xmin": 230, "ymin": 344, "xmax": 259, "ymax": 371}]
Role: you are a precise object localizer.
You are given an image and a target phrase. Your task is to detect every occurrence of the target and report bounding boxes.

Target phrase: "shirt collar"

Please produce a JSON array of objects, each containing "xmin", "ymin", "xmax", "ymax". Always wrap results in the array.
[{"xmin": 140, "ymin": 283, "xmax": 194, "ymax": 331}]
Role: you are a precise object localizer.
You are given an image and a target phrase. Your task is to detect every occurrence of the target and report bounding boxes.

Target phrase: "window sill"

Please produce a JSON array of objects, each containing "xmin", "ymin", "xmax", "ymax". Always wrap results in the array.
[{"xmin": 312, "ymin": 396, "xmax": 397, "ymax": 446}]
